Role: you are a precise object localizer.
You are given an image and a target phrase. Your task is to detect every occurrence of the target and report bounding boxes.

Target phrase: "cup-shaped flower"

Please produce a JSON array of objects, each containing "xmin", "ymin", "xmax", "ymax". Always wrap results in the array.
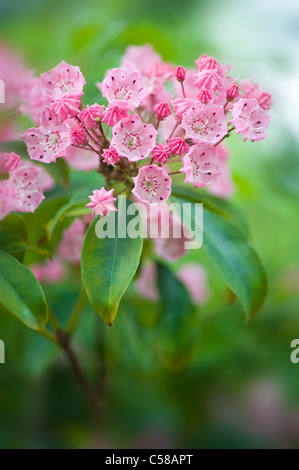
[
  {"xmin": 132, "ymin": 165, "xmax": 171, "ymax": 204},
  {"xmin": 182, "ymin": 103, "xmax": 227, "ymax": 145},
  {"xmin": 102, "ymin": 68, "xmax": 148, "ymax": 111},
  {"xmin": 180, "ymin": 144, "xmax": 222, "ymax": 188}
]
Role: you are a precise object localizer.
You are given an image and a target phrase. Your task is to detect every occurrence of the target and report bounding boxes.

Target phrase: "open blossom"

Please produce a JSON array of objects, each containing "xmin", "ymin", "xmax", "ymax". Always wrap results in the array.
[
  {"xmin": 151, "ymin": 143, "xmax": 171, "ymax": 164},
  {"xmin": 40, "ymin": 61, "xmax": 86, "ymax": 100},
  {"xmin": 181, "ymin": 144, "xmax": 222, "ymax": 188},
  {"xmin": 21, "ymin": 112, "xmax": 71, "ymax": 163},
  {"xmin": 102, "ymin": 147, "xmax": 121, "ymax": 165},
  {"xmin": 0, "ymin": 154, "xmax": 45, "ymax": 220},
  {"xmin": 182, "ymin": 102, "xmax": 227, "ymax": 144},
  {"xmin": 240, "ymin": 79, "xmax": 273, "ymax": 111},
  {"xmin": 102, "ymin": 68, "xmax": 148, "ymax": 111},
  {"xmin": 111, "ymin": 114, "xmax": 157, "ymax": 161},
  {"xmin": 102, "ymin": 106, "xmax": 129, "ymax": 127},
  {"xmin": 78, "ymin": 104, "xmax": 105, "ymax": 129},
  {"xmin": 132, "ymin": 165, "xmax": 171, "ymax": 204},
  {"xmin": 86, "ymin": 188, "xmax": 117, "ymax": 218},
  {"xmin": 230, "ymin": 98, "xmax": 271, "ymax": 142},
  {"xmin": 168, "ymin": 137, "xmax": 189, "ymax": 156}
]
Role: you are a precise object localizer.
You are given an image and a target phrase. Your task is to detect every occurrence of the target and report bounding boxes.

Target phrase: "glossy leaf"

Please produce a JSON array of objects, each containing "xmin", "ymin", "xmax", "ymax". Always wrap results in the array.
[
  {"xmin": 0, "ymin": 251, "xmax": 48, "ymax": 331},
  {"xmin": 81, "ymin": 197, "xmax": 143, "ymax": 325},
  {"xmin": 171, "ymin": 195, "xmax": 267, "ymax": 319},
  {"xmin": 156, "ymin": 263, "xmax": 197, "ymax": 369}
]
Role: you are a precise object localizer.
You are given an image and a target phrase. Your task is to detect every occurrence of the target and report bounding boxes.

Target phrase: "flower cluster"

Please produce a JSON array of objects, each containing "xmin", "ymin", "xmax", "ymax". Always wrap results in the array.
[
  {"xmin": 0, "ymin": 152, "xmax": 44, "ymax": 220},
  {"xmin": 2, "ymin": 45, "xmax": 272, "ymax": 238}
]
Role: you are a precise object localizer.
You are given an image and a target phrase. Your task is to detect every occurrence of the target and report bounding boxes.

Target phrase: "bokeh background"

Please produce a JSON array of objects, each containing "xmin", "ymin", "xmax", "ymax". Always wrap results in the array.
[{"xmin": 0, "ymin": 0, "xmax": 299, "ymax": 449}]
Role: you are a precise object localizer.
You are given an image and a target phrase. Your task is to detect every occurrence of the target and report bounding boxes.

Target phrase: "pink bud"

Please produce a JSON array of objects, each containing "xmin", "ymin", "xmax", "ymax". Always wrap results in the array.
[
  {"xmin": 102, "ymin": 147, "xmax": 121, "ymax": 165},
  {"xmin": 175, "ymin": 66, "xmax": 186, "ymax": 82},
  {"xmin": 226, "ymin": 84, "xmax": 240, "ymax": 101},
  {"xmin": 71, "ymin": 126, "xmax": 88, "ymax": 146},
  {"xmin": 102, "ymin": 106, "xmax": 129, "ymax": 127},
  {"xmin": 154, "ymin": 102, "xmax": 172, "ymax": 120},
  {"xmin": 0, "ymin": 152, "xmax": 21, "ymax": 173},
  {"xmin": 168, "ymin": 138, "xmax": 189, "ymax": 156},
  {"xmin": 151, "ymin": 143, "xmax": 171, "ymax": 164},
  {"xmin": 197, "ymin": 89, "xmax": 213, "ymax": 103}
]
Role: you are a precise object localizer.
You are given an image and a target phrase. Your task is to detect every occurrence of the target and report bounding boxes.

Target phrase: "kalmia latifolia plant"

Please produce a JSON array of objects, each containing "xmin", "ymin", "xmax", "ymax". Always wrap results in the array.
[{"xmin": 0, "ymin": 44, "xmax": 272, "ymax": 401}]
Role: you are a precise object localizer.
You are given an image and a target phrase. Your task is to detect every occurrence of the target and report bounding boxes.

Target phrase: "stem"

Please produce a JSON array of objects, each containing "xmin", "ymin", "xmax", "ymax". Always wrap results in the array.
[
  {"xmin": 57, "ymin": 331, "xmax": 101, "ymax": 412},
  {"xmin": 214, "ymin": 126, "xmax": 235, "ymax": 146},
  {"xmin": 168, "ymin": 170, "xmax": 182, "ymax": 176},
  {"xmin": 67, "ymin": 289, "xmax": 87, "ymax": 335},
  {"xmin": 181, "ymin": 82, "xmax": 186, "ymax": 98},
  {"xmin": 167, "ymin": 122, "xmax": 179, "ymax": 141},
  {"xmin": 115, "ymin": 183, "xmax": 133, "ymax": 197}
]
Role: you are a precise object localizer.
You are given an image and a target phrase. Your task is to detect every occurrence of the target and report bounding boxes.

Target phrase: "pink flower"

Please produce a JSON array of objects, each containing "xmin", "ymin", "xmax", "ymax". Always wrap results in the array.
[
  {"xmin": 230, "ymin": 98, "xmax": 271, "ymax": 142},
  {"xmin": 111, "ymin": 114, "xmax": 157, "ymax": 162},
  {"xmin": 180, "ymin": 144, "xmax": 222, "ymax": 188},
  {"xmin": 0, "ymin": 162, "xmax": 45, "ymax": 220},
  {"xmin": 132, "ymin": 165, "xmax": 171, "ymax": 204},
  {"xmin": 136, "ymin": 263, "xmax": 159, "ymax": 301},
  {"xmin": 40, "ymin": 61, "xmax": 86, "ymax": 100},
  {"xmin": 154, "ymin": 102, "xmax": 172, "ymax": 119},
  {"xmin": 139, "ymin": 203, "xmax": 190, "ymax": 261},
  {"xmin": 226, "ymin": 83, "xmax": 240, "ymax": 101},
  {"xmin": 182, "ymin": 102, "xmax": 227, "ymax": 145},
  {"xmin": 31, "ymin": 258, "xmax": 66, "ymax": 283},
  {"xmin": 197, "ymin": 88, "xmax": 213, "ymax": 103},
  {"xmin": 58, "ymin": 219, "xmax": 86, "ymax": 265},
  {"xmin": 78, "ymin": 104, "xmax": 105, "ymax": 129},
  {"xmin": 168, "ymin": 138, "xmax": 189, "ymax": 156},
  {"xmin": 175, "ymin": 66, "xmax": 187, "ymax": 82},
  {"xmin": 195, "ymin": 55, "xmax": 230, "ymax": 76},
  {"xmin": 49, "ymin": 93, "xmax": 81, "ymax": 121},
  {"xmin": 120, "ymin": 44, "xmax": 162, "ymax": 74},
  {"xmin": 177, "ymin": 264, "xmax": 209, "ymax": 304},
  {"xmin": 64, "ymin": 146, "xmax": 99, "ymax": 171},
  {"xmin": 0, "ymin": 180, "xmax": 16, "ymax": 220},
  {"xmin": 0, "ymin": 152, "xmax": 21, "ymax": 173},
  {"xmin": 71, "ymin": 126, "xmax": 88, "ymax": 146},
  {"xmin": 171, "ymin": 98, "xmax": 193, "ymax": 121},
  {"xmin": 102, "ymin": 106, "xmax": 129, "ymax": 127},
  {"xmin": 102, "ymin": 147, "xmax": 121, "ymax": 165},
  {"xmin": 19, "ymin": 77, "xmax": 51, "ymax": 124},
  {"xmin": 21, "ymin": 112, "xmax": 71, "ymax": 163},
  {"xmin": 240, "ymin": 79, "xmax": 273, "ymax": 111},
  {"xmin": 257, "ymin": 91, "xmax": 273, "ymax": 111},
  {"xmin": 86, "ymin": 188, "xmax": 117, "ymax": 218},
  {"xmin": 151, "ymin": 143, "xmax": 171, "ymax": 164},
  {"xmin": 11, "ymin": 166, "xmax": 45, "ymax": 213},
  {"xmin": 101, "ymin": 68, "xmax": 148, "ymax": 111},
  {"xmin": 194, "ymin": 69, "xmax": 223, "ymax": 92},
  {"xmin": 208, "ymin": 144, "xmax": 234, "ymax": 199}
]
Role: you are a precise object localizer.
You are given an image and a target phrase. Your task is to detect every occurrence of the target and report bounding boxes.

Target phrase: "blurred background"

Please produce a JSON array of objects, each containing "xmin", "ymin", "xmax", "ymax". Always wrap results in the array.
[{"xmin": 0, "ymin": 0, "xmax": 299, "ymax": 449}]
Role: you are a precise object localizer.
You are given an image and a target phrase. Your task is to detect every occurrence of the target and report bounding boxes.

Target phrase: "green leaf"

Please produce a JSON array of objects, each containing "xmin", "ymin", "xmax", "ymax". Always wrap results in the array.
[
  {"xmin": 0, "ymin": 215, "xmax": 29, "ymax": 254},
  {"xmin": 171, "ymin": 195, "xmax": 267, "ymax": 319},
  {"xmin": 172, "ymin": 184, "xmax": 249, "ymax": 237},
  {"xmin": 81, "ymin": 197, "xmax": 143, "ymax": 325},
  {"xmin": 156, "ymin": 263, "xmax": 197, "ymax": 370},
  {"xmin": 0, "ymin": 251, "xmax": 48, "ymax": 331},
  {"xmin": 37, "ymin": 158, "xmax": 70, "ymax": 188}
]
